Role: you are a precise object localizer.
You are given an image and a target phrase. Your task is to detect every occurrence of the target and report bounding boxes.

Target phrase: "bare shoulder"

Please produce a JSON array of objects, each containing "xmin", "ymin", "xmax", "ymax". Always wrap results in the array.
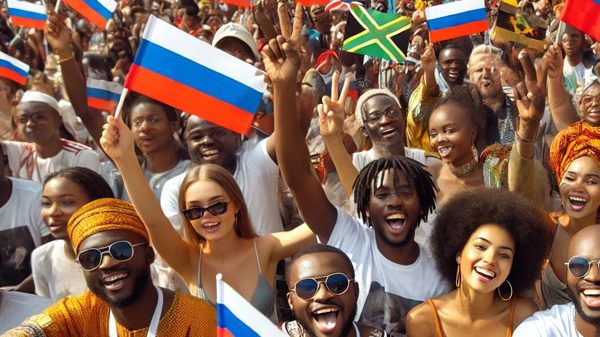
[
  {"xmin": 513, "ymin": 297, "xmax": 540, "ymax": 327},
  {"xmin": 406, "ymin": 300, "xmax": 437, "ymax": 337}
]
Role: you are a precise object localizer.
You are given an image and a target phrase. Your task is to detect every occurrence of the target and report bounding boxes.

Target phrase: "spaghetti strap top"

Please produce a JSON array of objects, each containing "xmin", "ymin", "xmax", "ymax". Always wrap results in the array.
[
  {"xmin": 427, "ymin": 299, "xmax": 517, "ymax": 337},
  {"xmin": 195, "ymin": 239, "xmax": 276, "ymax": 319}
]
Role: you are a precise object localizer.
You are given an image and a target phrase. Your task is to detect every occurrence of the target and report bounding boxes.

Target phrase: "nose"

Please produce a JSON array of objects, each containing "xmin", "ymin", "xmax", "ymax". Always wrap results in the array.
[
  {"xmin": 199, "ymin": 134, "xmax": 214, "ymax": 146},
  {"xmin": 483, "ymin": 249, "xmax": 497, "ymax": 266},
  {"xmin": 97, "ymin": 252, "xmax": 120, "ymax": 270},
  {"xmin": 312, "ymin": 281, "xmax": 334, "ymax": 301},
  {"xmin": 48, "ymin": 203, "xmax": 61, "ymax": 216}
]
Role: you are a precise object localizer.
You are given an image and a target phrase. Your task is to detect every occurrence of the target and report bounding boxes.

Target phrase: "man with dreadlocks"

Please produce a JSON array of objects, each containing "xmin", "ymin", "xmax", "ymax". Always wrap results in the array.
[{"xmin": 263, "ymin": 6, "xmax": 449, "ymax": 336}]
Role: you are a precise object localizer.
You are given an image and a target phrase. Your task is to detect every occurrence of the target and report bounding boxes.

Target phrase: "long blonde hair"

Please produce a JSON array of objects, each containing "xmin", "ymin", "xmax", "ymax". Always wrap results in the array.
[{"xmin": 178, "ymin": 164, "xmax": 257, "ymax": 244}]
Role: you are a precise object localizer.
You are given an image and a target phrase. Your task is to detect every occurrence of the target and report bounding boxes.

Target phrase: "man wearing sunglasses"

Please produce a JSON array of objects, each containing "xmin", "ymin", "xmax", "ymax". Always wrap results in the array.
[
  {"xmin": 514, "ymin": 225, "xmax": 600, "ymax": 337},
  {"xmin": 282, "ymin": 245, "xmax": 387, "ymax": 337},
  {"xmin": 4, "ymin": 198, "xmax": 216, "ymax": 337}
]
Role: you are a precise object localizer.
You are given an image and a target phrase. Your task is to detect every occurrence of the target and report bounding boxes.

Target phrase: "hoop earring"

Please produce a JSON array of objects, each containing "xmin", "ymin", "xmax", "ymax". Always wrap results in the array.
[
  {"xmin": 498, "ymin": 280, "xmax": 513, "ymax": 301},
  {"xmin": 455, "ymin": 265, "xmax": 461, "ymax": 288},
  {"xmin": 471, "ymin": 145, "xmax": 479, "ymax": 163}
]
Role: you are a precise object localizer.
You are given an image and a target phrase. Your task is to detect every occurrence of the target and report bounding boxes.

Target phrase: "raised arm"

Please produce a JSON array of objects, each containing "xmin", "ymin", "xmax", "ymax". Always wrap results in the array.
[
  {"xmin": 100, "ymin": 115, "xmax": 197, "ymax": 281},
  {"xmin": 265, "ymin": 3, "xmax": 337, "ymax": 242},
  {"xmin": 46, "ymin": 13, "xmax": 105, "ymax": 145},
  {"xmin": 545, "ymin": 44, "xmax": 579, "ymax": 131}
]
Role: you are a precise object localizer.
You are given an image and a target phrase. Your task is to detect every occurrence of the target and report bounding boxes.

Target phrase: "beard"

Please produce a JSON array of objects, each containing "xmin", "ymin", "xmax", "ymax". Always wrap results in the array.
[
  {"xmin": 88, "ymin": 267, "xmax": 151, "ymax": 308},
  {"xmin": 373, "ymin": 219, "xmax": 417, "ymax": 249},
  {"xmin": 567, "ymin": 286, "xmax": 600, "ymax": 325},
  {"xmin": 297, "ymin": 306, "xmax": 357, "ymax": 337}
]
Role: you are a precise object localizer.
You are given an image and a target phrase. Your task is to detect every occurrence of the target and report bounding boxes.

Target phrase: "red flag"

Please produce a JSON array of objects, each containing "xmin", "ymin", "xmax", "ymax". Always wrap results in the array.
[{"xmin": 561, "ymin": 0, "xmax": 600, "ymax": 42}]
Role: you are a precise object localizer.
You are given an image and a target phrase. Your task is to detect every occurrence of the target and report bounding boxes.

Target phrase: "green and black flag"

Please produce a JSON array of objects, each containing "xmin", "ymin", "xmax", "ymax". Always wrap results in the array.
[{"xmin": 342, "ymin": 4, "xmax": 412, "ymax": 62}]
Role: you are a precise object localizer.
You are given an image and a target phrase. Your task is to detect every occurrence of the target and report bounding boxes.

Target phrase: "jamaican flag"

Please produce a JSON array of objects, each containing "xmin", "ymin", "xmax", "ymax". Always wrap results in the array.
[{"xmin": 342, "ymin": 4, "xmax": 411, "ymax": 62}]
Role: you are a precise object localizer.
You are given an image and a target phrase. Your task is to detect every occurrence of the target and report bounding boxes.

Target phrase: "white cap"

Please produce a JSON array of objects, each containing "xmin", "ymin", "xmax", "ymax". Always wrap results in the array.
[
  {"xmin": 20, "ymin": 90, "xmax": 61, "ymax": 114},
  {"xmin": 212, "ymin": 23, "xmax": 260, "ymax": 61}
]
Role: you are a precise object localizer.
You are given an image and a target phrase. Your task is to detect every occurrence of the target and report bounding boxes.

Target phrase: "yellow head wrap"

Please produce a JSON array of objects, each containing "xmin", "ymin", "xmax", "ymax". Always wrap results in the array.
[
  {"xmin": 550, "ymin": 121, "xmax": 600, "ymax": 184},
  {"xmin": 67, "ymin": 198, "xmax": 149, "ymax": 252}
]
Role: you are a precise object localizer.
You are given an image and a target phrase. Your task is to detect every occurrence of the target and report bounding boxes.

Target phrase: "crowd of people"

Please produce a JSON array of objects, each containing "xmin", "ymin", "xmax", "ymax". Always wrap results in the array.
[{"xmin": 0, "ymin": 0, "xmax": 599, "ymax": 336}]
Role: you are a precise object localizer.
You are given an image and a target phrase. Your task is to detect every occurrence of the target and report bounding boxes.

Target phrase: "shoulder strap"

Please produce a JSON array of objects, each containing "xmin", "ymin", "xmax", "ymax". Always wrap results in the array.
[
  {"xmin": 196, "ymin": 245, "xmax": 203, "ymax": 297},
  {"xmin": 253, "ymin": 239, "xmax": 262, "ymax": 273},
  {"xmin": 427, "ymin": 299, "xmax": 444, "ymax": 337},
  {"xmin": 506, "ymin": 299, "xmax": 517, "ymax": 337}
]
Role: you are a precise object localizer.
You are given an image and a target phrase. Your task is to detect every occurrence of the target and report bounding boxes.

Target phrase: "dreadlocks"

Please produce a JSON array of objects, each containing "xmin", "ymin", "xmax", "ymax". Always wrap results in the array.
[{"xmin": 353, "ymin": 156, "xmax": 438, "ymax": 225}]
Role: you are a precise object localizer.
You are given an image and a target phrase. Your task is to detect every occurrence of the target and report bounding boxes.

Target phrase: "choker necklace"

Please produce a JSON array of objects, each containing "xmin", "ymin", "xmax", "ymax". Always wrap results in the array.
[{"xmin": 448, "ymin": 146, "xmax": 479, "ymax": 177}]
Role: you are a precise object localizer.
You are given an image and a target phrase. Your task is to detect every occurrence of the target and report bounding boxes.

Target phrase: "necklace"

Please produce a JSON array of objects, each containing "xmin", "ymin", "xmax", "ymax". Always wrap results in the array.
[
  {"xmin": 448, "ymin": 151, "xmax": 479, "ymax": 177},
  {"xmin": 573, "ymin": 304, "xmax": 583, "ymax": 337}
]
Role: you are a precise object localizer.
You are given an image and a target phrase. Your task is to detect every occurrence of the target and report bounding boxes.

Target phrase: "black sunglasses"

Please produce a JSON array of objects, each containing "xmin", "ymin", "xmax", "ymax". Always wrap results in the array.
[
  {"xmin": 290, "ymin": 273, "xmax": 354, "ymax": 300},
  {"xmin": 565, "ymin": 256, "xmax": 600, "ymax": 278},
  {"xmin": 77, "ymin": 240, "xmax": 146, "ymax": 271},
  {"xmin": 182, "ymin": 201, "xmax": 229, "ymax": 221}
]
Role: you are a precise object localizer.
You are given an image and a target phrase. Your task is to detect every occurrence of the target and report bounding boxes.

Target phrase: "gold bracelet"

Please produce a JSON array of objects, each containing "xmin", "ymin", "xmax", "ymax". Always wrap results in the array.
[
  {"xmin": 515, "ymin": 132, "xmax": 536, "ymax": 143},
  {"xmin": 58, "ymin": 54, "xmax": 74, "ymax": 63}
]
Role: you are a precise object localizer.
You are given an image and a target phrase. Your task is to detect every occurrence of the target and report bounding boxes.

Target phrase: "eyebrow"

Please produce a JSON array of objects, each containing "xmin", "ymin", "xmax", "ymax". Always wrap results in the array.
[{"xmin": 476, "ymin": 237, "xmax": 514, "ymax": 253}]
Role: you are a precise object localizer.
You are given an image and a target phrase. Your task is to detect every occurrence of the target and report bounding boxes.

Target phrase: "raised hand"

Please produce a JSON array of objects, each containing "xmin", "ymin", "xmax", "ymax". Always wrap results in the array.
[
  {"xmin": 319, "ymin": 71, "xmax": 350, "ymax": 138},
  {"xmin": 543, "ymin": 44, "xmax": 563, "ymax": 80},
  {"xmin": 421, "ymin": 42, "xmax": 436, "ymax": 74},
  {"xmin": 262, "ymin": 3, "xmax": 303, "ymax": 86},
  {"xmin": 100, "ymin": 115, "xmax": 135, "ymax": 162},
  {"xmin": 45, "ymin": 12, "xmax": 72, "ymax": 57}
]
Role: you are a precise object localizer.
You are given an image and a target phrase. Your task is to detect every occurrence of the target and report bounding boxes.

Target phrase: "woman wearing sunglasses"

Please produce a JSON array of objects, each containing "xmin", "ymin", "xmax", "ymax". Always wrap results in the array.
[
  {"xmin": 30, "ymin": 167, "xmax": 114, "ymax": 300},
  {"xmin": 100, "ymin": 117, "xmax": 315, "ymax": 320},
  {"xmin": 406, "ymin": 188, "xmax": 551, "ymax": 337}
]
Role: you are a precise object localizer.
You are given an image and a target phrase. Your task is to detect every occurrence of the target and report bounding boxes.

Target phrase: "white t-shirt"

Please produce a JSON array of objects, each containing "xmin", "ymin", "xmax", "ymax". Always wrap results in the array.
[
  {"xmin": 0, "ymin": 178, "xmax": 48, "ymax": 287},
  {"xmin": 3, "ymin": 139, "xmax": 100, "ymax": 183},
  {"xmin": 161, "ymin": 139, "xmax": 283, "ymax": 235},
  {"xmin": 31, "ymin": 240, "xmax": 87, "ymax": 300},
  {"xmin": 513, "ymin": 303, "xmax": 578, "ymax": 337},
  {"xmin": 0, "ymin": 291, "xmax": 53, "ymax": 333},
  {"xmin": 563, "ymin": 61, "xmax": 589, "ymax": 95},
  {"xmin": 352, "ymin": 147, "xmax": 428, "ymax": 172},
  {"xmin": 327, "ymin": 207, "xmax": 450, "ymax": 337}
]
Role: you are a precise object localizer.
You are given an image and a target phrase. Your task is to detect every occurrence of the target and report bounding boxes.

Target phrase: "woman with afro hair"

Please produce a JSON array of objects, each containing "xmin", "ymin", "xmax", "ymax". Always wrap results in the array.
[{"xmin": 407, "ymin": 188, "xmax": 551, "ymax": 337}]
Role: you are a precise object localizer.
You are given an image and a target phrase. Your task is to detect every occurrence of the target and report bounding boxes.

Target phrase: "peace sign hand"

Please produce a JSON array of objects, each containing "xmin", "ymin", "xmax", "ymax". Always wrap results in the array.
[
  {"xmin": 262, "ymin": 3, "xmax": 303, "ymax": 86},
  {"xmin": 319, "ymin": 71, "xmax": 351, "ymax": 139}
]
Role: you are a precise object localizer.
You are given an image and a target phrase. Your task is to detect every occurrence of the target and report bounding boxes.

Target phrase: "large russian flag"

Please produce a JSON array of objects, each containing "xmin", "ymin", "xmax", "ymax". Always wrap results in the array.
[
  {"xmin": 216, "ymin": 274, "xmax": 287, "ymax": 337},
  {"xmin": 561, "ymin": 0, "xmax": 600, "ymax": 42},
  {"xmin": 0, "ymin": 51, "xmax": 30, "ymax": 86},
  {"xmin": 425, "ymin": 0, "xmax": 488, "ymax": 42},
  {"xmin": 87, "ymin": 78, "xmax": 123, "ymax": 112},
  {"xmin": 63, "ymin": 0, "xmax": 116, "ymax": 28},
  {"xmin": 7, "ymin": 0, "xmax": 47, "ymax": 30},
  {"xmin": 125, "ymin": 16, "xmax": 266, "ymax": 135}
]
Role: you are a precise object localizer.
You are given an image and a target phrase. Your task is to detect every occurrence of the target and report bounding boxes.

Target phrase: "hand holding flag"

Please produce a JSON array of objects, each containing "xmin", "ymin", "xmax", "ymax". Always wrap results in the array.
[
  {"xmin": 45, "ymin": 13, "xmax": 73, "ymax": 59},
  {"xmin": 100, "ymin": 114, "xmax": 136, "ymax": 164}
]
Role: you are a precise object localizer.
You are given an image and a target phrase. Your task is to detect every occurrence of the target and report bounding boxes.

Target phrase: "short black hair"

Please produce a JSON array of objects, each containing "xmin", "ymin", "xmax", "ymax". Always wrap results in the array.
[
  {"xmin": 431, "ymin": 188, "xmax": 552, "ymax": 296},
  {"xmin": 124, "ymin": 94, "xmax": 178, "ymax": 124},
  {"xmin": 44, "ymin": 167, "xmax": 114, "ymax": 200},
  {"xmin": 353, "ymin": 156, "xmax": 437, "ymax": 224},
  {"xmin": 286, "ymin": 244, "xmax": 355, "ymax": 285}
]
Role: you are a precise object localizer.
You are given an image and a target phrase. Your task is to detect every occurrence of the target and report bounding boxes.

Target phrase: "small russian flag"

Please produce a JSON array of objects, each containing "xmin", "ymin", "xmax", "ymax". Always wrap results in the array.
[
  {"xmin": 216, "ymin": 274, "xmax": 287, "ymax": 337},
  {"xmin": 87, "ymin": 78, "xmax": 123, "ymax": 112},
  {"xmin": 125, "ymin": 15, "xmax": 266, "ymax": 135},
  {"xmin": 7, "ymin": 0, "xmax": 47, "ymax": 30},
  {"xmin": 425, "ymin": 0, "xmax": 488, "ymax": 42},
  {"xmin": 63, "ymin": 0, "xmax": 116, "ymax": 28},
  {"xmin": 0, "ymin": 51, "xmax": 30, "ymax": 86}
]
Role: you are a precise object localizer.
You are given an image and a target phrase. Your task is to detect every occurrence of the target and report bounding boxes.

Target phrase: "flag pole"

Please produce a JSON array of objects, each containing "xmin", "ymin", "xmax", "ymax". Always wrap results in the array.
[
  {"xmin": 54, "ymin": 0, "xmax": 61, "ymax": 13},
  {"xmin": 554, "ymin": 20, "xmax": 563, "ymax": 45},
  {"xmin": 113, "ymin": 87, "xmax": 129, "ymax": 120}
]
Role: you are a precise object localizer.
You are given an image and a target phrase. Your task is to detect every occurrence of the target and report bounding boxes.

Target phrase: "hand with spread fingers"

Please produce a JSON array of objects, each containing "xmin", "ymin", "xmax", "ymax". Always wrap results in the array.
[
  {"xmin": 262, "ymin": 3, "xmax": 303, "ymax": 86},
  {"xmin": 318, "ymin": 71, "xmax": 351, "ymax": 139}
]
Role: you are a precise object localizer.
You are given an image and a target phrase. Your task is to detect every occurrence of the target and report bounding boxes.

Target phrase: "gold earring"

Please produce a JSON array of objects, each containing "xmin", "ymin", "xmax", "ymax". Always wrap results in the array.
[
  {"xmin": 455, "ymin": 264, "xmax": 461, "ymax": 288},
  {"xmin": 497, "ymin": 280, "xmax": 513, "ymax": 301}
]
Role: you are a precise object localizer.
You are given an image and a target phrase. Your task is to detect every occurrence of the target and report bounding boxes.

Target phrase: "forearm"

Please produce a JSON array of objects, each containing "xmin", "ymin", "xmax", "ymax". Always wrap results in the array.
[
  {"xmin": 322, "ymin": 135, "xmax": 358, "ymax": 196},
  {"xmin": 547, "ymin": 77, "xmax": 578, "ymax": 131}
]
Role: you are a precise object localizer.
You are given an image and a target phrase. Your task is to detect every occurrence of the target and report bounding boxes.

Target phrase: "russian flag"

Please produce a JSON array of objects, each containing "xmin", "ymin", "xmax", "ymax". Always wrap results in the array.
[
  {"xmin": 425, "ymin": 0, "xmax": 488, "ymax": 42},
  {"xmin": 0, "ymin": 51, "xmax": 30, "ymax": 86},
  {"xmin": 561, "ymin": 0, "xmax": 600, "ymax": 42},
  {"xmin": 6, "ymin": 0, "xmax": 47, "ymax": 30},
  {"xmin": 87, "ymin": 78, "xmax": 123, "ymax": 112},
  {"xmin": 125, "ymin": 16, "xmax": 266, "ymax": 135},
  {"xmin": 219, "ymin": 0, "xmax": 251, "ymax": 8},
  {"xmin": 216, "ymin": 274, "xmax": 287, "ymax": 337},
  {"xmin": 63, "ymin": 0, "xmax": 116, "ymax": 28}
]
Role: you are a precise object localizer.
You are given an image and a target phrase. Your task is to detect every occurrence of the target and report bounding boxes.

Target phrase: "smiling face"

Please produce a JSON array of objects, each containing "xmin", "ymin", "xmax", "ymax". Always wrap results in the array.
[
  {"xmin": 183, "ymin": 179, "xmax": 239, "ymax": 241},
  {"xmin": 567, "ymin": 226, "xmax": 600, "ymax": 324},
  {"xmin": 287, "ymin": 252, "xmax": 357, "ymax": 337},
  {"xmin": 361, "ymin": 94, "xmax": 406, "ymax": 150},
  {"xmin": 579, "ymin": 83, "xmax": 600, "ymax": 127},
  {"xmin": 429, "ymin": 102, "xmax": 477, "ymax": 165},
  {"xmin": 438, "ymin": 48, "xmax": 467, "ymax": 85},
  {"xmin": 457, "ymin": 224, "xmax": 515, "ymax": 294},
  {"xmin": 129, "ymin": 103, "xmax": 177, "ymax": 155},
  {"xmin": 367, "ymin": 169, "xmax": 420, "ymax": 248},
  {"xmin": 79, "ymin": 230, "xmax": 153, "ymax": 308},
  {"xmin": 184, "ymin": 116, "xmax": 240, "ymax": 172},
  {"xmin": 469, "ymin": 54, "xmax": 503, "ymax": 100},
  {"xmin": 41, "ymin": 177, "xmax": 92, "ymax": 240},
  {"xmin": 559, "ymin": 156, "xmax": 600, "ymax": 223}
]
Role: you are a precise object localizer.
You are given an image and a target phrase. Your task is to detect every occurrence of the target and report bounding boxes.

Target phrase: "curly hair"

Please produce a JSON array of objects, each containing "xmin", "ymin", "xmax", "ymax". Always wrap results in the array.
[
  {"xmin": 353, "ymin": 156, "xmax": 437, "ymax": 224},
  {"xmin": 431, "ymin": 188, "xmax": 551, "ymax": 296}
]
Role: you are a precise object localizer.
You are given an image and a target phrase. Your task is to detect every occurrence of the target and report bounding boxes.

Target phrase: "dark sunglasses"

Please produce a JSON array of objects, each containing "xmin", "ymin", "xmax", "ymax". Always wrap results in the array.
[
  {"xmin": 564, "ymin": 256, "xmax": 600, "ymax": 278},
  {"xmin": 182, "ymin": 201, "xmax": 229, "ymax": 221},
  {"xmin": 290, "ymin": 273, "xmax": 354, "ymax": 300},
  {"xmin": 77, "ymin": 240, "xmax": 146, "ymax": 271}
]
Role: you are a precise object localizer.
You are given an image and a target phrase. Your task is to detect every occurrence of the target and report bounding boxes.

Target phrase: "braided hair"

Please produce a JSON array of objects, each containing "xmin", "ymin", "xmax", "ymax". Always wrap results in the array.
[{"xmin": 353, "ymin": 156, "xmax": 438, "ymax": 225}]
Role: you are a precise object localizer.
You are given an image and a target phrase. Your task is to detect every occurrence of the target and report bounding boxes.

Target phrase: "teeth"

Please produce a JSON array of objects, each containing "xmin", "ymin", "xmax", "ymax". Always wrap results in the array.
[
  {"xmin": 438, "ymin": 146, "xmax": 452, "ymax": 156},
  {"xmin": 381, "ymin": 128, "xmax": 396, "ymax": 136},
  {"xmin": 569, "ymin": 196, "xmax": 588, "ymax": 204},
  {"xmin": 314, "ymin": 308, "xmax": 338, "ymax": 315},
  {"xmin": 203, "ymin": 149, "xmax": 219, "ymax": 156},
  {"xmin": 583, "ymin": 289, "xmax": 600, "ymax": 296},
  {"xmin": 203, "ymin": 222, "xmax": 219, "ymax": 228},
  {"xmin": 104, "ymin": 272, "xmax": 128, "ymax": 283},
  {"xmin": 386, "ymin": 213, "xmax": 406, "ymax": 220},
  {"xmin": 475, "ymin": 267, "xmax": 495, "ymax": 278}
]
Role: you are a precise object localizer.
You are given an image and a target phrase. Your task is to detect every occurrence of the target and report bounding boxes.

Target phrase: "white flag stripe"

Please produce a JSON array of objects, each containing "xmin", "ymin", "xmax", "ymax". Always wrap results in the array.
[
  {"xmin": 7, "ymin": 0, "xmax": 47, "ymax": 14},
  {"xmin": 97, "ymin": 0, "xmax": 117, "ymax": 14},
  {"xmin": 87, "ymin": 78, "xmax": 123, "ymax": 95},
  {"xmin": 0, "ymin": 51, "xmax": 30, "ymax": 72},
  {"xmin": 425, "ymin": 0, "xmax": 485, "ymax": 20}
]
